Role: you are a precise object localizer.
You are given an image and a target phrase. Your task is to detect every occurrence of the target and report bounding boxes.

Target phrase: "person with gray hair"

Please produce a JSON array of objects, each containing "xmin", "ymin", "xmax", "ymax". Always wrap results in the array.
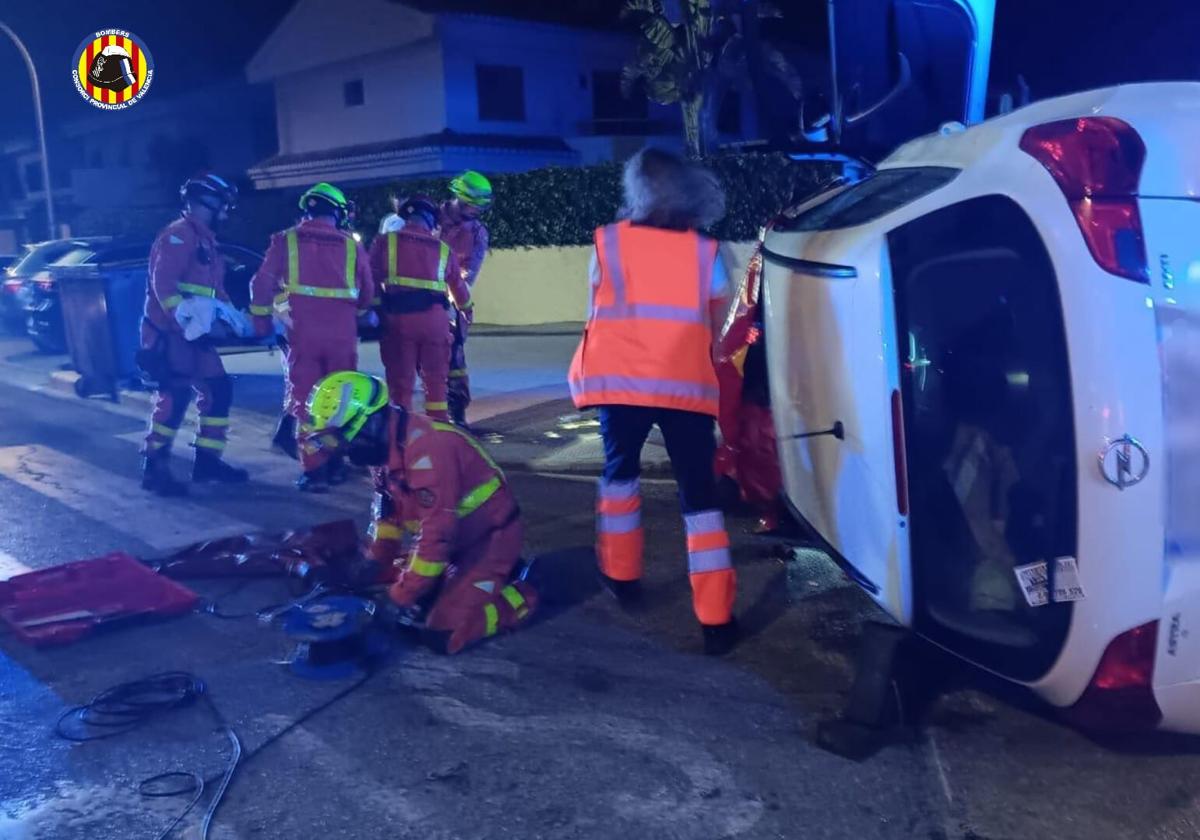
[{"xmin": 568, "ymin": 147, "xmax": 740, "ymax": 656}]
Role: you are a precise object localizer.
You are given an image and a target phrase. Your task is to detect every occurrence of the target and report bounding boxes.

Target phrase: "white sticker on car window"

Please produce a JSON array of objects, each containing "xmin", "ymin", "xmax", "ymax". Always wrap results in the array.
[{"xmin": 1014, "ymin": 556, "xmax": 1086, "ymax": 607}]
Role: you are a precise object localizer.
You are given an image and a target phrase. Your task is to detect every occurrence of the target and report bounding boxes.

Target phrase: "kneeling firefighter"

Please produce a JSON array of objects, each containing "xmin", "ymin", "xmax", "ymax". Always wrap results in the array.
[{"xmin": 304, "ymin": 372, "xmax": 537, "ymax": 654}]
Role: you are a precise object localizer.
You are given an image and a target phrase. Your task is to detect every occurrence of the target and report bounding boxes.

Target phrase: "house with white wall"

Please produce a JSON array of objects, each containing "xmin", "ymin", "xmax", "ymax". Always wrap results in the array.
[{"xmin": 245, "ymin": 0, "xmax": 756, "ymax": 189}]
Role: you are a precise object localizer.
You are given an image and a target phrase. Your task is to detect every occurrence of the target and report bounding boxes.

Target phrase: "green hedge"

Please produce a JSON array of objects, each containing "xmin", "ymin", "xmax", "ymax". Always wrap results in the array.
[{"xmin": 73, "ymin": 153, "xmax": 838, "ymax": 250}]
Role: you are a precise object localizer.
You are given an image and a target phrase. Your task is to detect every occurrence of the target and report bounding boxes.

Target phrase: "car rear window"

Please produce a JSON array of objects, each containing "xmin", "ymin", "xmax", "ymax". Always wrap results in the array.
[
  {"xmin": 776, "ymin": 167, "xmax": 960, "ymax": 232},
  {"xmin": 50, "ymin": 247, "xmax": 100, "ymax": 267},
  {"xmin": 9, "ymin": 243, "xmax": 77, "ymax": 275}
]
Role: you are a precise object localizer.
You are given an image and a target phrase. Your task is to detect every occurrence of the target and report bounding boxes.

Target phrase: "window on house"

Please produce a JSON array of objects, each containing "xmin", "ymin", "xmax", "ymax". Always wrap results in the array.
[
  {"xmin": 717, "ymin": 91, "xmax": 742, "ymax": 135},
  {"xmin": 592, "ymin": 70, "xmax": 648, "ymax": 122},
  {"xmin": 476, "ymin": 65, "xmax": 525, "ymax": 122},
  {"xmin": 344, "ymin": 79, "xmax": 365, "ymax": 108}
]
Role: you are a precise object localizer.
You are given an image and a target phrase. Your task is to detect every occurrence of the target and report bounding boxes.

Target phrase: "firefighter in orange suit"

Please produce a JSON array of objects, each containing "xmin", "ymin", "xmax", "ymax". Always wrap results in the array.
[
  {"xmin": 567, "ymin": 148, "xmax": 738, "ymax": 655},
  {"xmin": 141, "ymin": 173, "xmax": 248, "ymax": 496},
  {"xmin": 440, "ymin": 171, "xmax": 492, "ymax": 427},
  {"xmin": 368, "ymin": 196, "xmax": 472, "ymax": 421},
  {"xmin": 304, "ymin": 372, "xmax": 538, "ymax": 654},
  {"xmin": 249, "ymin": 182, "xmax": 375, "ymax": 492}
]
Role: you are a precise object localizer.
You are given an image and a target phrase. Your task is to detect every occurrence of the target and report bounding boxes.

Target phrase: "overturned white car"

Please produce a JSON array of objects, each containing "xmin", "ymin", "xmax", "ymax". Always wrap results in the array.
[{"xmin": 762, "ymin": 82, "xmax": 1200, "ymax": 732}]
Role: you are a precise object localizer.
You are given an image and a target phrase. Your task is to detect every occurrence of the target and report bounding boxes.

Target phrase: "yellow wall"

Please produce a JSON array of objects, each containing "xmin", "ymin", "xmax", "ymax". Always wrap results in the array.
[{"xmin": 472, "ymin": 241, "xmax": 756, "ymax": 326}]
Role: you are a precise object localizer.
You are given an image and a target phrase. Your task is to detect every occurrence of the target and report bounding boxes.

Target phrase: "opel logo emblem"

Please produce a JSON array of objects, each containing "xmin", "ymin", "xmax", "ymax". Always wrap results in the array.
[{"xmin": 1098, "ymin": 435, "xmax": 1150, "ymax": 490}]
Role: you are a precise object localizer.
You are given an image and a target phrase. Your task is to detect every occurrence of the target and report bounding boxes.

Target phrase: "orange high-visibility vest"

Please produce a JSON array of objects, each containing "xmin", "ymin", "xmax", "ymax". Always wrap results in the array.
[{"xmin": 568, "ymin": 221, "xmax": 720, "ymax": 416}]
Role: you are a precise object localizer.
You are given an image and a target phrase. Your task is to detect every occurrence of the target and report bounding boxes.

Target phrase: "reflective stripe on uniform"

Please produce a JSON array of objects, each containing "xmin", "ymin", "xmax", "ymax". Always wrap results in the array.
[
  {"xmin": 387, "ymin": 276, "xmax": 446, "ymax": 291},
  {"xmin": 598, "ymin": 512, "xmax": 640, "ymax": 534},
  {"xmin": 501, "ymin": 585, "xmax": 525, "ymax": 611},
  {"xmin": 483, "ymin": 603, "xmax": 499, "ymax": 636},
  {"xmin": 385, "ymin": 238, "xmax": 452, "ymax": 293},
  {"xmin": 370, "ymin": 521, "xmax": 403, "ymax": 542},
  {"xmin": 598, "ymin": 478, "xmax": 642, "ymax": 534},
  {"xmin": 200, "ymin": 416, "xmax": 230, "ymax": 427},
  {"xmin": 151, "ymin": 422, "xmax": 178, "ymax": 438},
  {"xmin": 194, "ymin": 437, "xmax": 227, "ymax": 451},
  {"xmin": 161, "ymin": 294, "xmax": 183, "ymax": 310},
  {"xmin": 431, "ymin": 421, "xmax": 502, "ymax": 474},
  {"xmin": 683, "ymin": 509, "xmax": 732, "ymax": 575},
  {"xmin": 409, "ymin": 556, "xmax": 446, "ymax": 577},
  {"xmin": 448, "ymin": 369, "xmax": 468, "ymax": 378},
  {"xmin": 249, "ymin": 304, "xmax": 272, "ymax": 316},
  {"xmin": 284, "ymin": 229, "xmax": 359, "ymax": 301},
  {"xmin": 501, "ymin": 585, "xmax": 530, "ymax": 619},
  {"xmin": 456, "ymin": 475, "xmax": 501, "ymax": 518},
  {"xmin": 425, "ymin": 401, "xmax": 448, "ymax": 411},
  {"xmin": 178, "ymin": 282, "xmax": 216, "ymax": 298},
  {"xmin": 592, "ymin": 303, "xmax": 705, "ymax": 323},
  {"xmin": 569, "ymin": 375, "xmax": 718, "ymax": 404}
]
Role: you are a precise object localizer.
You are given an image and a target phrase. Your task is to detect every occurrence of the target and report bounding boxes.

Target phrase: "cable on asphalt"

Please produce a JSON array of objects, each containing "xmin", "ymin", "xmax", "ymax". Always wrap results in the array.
[{"xmin": 54, "ymin": 662, "xmax": 379, "ymax": 839}]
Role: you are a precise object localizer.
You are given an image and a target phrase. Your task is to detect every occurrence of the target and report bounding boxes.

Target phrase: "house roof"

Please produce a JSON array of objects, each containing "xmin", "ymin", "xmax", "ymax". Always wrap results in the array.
[
  {"xmin": 247, "ymin": 0, "xmax": 437, "ymax": 82},
  {"xmin": 249, "ymin": 130, "xmax": 575, "ymax": 174}
]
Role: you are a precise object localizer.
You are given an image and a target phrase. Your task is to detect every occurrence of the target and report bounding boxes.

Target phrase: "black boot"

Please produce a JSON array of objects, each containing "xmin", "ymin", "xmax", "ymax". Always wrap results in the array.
[
  {"xmin": 142, "ymin": 454, "xmax": 188, "ymax": 497},
  {"xmin": 702, "ymin": 619, "xmax": 740, "ymax": 656},
  {"xmin": 193, "ymin": 451, "xmax": 250, "ymax": 483},
  {"xmin": 272, "ymin": 414, "xmax": 298, "ymax": 459},
  {"xmin": 326, "ymin": 455, "xmax": 349, "ymax": 486},
  {"xmin": 449, "ymin": 397, "xmax": 469, "ymax": 430},
  {"xmin": 296, "ymin": 465, "xmax": 329, "ymax": 493},
  {"xmin": 598, "ymin": 571, "xmax": 643, "ymax": 609}
]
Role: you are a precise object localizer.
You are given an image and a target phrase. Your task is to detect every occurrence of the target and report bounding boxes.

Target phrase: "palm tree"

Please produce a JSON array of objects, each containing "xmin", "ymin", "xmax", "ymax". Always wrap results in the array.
[{"xmin": 621, "ymin": 0, "xmax": 801, "ymax": 157}]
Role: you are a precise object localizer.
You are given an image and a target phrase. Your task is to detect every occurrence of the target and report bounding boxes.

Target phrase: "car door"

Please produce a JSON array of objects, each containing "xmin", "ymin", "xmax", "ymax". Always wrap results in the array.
[{"xmin": 762, "ymin": 167, "xmax": 961, "ymax": 624}]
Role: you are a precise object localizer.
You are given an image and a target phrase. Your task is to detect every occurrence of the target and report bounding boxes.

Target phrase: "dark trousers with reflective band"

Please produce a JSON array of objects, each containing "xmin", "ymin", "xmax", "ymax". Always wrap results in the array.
[
  {"xmin": 448, "ymin": 312, "xmax": 470, "ymax": 416},
  {"xmin": 596, "ymin": 405, "xmax": 736, "ymax": 626},
  {"xmin": 143, "ymin": 332, "xmax": 232, "ymax": 456}
]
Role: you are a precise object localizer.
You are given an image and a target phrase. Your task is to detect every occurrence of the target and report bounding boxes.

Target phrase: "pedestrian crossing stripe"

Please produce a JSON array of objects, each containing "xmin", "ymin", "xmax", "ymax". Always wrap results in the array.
[
  {"xmin": 111, "ymin": 430, "xmax": 371, "ymax": 515},
  {"xmin": 0, "ymin": 445, "xmax": 257, "ymax": 552}
]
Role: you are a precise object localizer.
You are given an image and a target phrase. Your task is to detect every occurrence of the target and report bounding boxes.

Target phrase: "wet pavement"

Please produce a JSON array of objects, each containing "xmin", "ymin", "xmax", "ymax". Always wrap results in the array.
[{"xmin": 1, "ymin": 333, "xmax": 1200, "ymax": 839}]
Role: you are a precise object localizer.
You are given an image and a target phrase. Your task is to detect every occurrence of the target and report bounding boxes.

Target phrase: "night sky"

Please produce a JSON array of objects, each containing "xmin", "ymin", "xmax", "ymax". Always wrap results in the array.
[{"xmin": 0, "ymin": 0, "xmax": 1197, "ymax": 143}]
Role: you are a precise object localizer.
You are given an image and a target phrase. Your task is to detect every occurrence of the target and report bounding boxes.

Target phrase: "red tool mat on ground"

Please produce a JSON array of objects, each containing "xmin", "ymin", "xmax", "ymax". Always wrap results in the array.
[{"xmin": 0, "ymin": 552, "xmax": 199, "ymax": 647}]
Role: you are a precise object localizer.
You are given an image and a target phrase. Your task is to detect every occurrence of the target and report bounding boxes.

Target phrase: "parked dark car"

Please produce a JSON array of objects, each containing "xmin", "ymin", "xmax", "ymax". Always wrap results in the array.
[
  {"xmin": 25, "ymin": 240, "xmax": 263, "ymax": 354},
  {"xmin": 2, "ymin": 239, "xmax": 108, "ymax": 336}
]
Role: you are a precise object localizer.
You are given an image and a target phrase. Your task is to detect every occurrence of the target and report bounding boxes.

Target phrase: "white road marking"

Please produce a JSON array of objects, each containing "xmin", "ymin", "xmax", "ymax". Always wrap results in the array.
[
  {"xmin": 926, "ymin": 730, "xmax": 954, "ymax": 805},
  {"xmin": 0, "ymin": 445, "xmax": 258, "ymax": 552},
  {"xmin": 0, "ymin": 550, "xmax": 32, "ymax": 581}
]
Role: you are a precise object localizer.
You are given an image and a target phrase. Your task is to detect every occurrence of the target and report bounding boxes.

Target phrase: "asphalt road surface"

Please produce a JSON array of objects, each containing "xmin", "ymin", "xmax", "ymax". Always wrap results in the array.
[{"xmin": 1, "ymin": 333, "xmax": 1199, "ymax": 840}]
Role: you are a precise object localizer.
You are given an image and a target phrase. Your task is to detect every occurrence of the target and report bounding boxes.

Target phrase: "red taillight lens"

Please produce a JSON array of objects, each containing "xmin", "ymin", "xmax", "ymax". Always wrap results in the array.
[
  {"xmin": 1066, "ymin": 621, "xmax": 1162, "ymax": 732},
  {"xmin": 1020, "ymin": 117, "xmax": 1149, "ymax": 283},
  {"xmin": 2, "ymin": 279, "xmax": 20, "ymax": 294}
]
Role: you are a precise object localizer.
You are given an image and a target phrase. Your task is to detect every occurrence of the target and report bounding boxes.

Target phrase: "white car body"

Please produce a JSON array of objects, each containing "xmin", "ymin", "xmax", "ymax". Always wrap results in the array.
[{"xmin": 762, "ymin": 82, "xmax": 1200, "ymax": 732}]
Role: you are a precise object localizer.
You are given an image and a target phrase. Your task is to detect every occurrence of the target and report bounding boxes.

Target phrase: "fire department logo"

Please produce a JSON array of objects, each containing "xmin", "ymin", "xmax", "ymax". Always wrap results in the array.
[{"xmin": 71, "ymin": 29, "xmax": 154, "ymax": 110}]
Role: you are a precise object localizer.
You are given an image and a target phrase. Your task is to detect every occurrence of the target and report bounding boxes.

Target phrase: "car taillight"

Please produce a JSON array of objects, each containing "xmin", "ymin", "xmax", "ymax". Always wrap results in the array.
[
  {"xmin": 2, "ymin": 278, "xmax": 20, "ymax": 293},
  {"xmin": 890, "ymin": 389, "xmax": 909, "ymax": 517},
  {"xmin": 1020, "ymin": 117, "xmax": 1149, "ymax": 283},
  {"xmin": 1066, "ymin": 621, "xmax": 1162, "ymax": 731}
]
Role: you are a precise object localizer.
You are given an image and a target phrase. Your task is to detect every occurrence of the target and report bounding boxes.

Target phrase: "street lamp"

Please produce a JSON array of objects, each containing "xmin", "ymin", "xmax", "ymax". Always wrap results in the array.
[{"xmin": 0, "ymin": 21, "xmax": 56, "ymax": 239}]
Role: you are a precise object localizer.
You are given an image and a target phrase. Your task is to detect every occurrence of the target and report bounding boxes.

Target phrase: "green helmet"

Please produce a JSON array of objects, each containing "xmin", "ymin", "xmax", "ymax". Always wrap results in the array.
[
  {"xmin": 299, "ymin": 182, "xmax": 349, "ymax": 216},
  {"xmin": 449, "ymin": 170, "xmax": 493, "ymax": 209},
  {"xmin": 305, "ymin": 371, "xmax": 389, "ymax": 443}
]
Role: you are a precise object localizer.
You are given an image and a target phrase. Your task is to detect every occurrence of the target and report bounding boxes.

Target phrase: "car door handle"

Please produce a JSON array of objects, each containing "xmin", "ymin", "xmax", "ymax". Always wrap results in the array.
[{"xmin": 789, "ymin": 421, "xmax": 845, "ymax": 441}]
